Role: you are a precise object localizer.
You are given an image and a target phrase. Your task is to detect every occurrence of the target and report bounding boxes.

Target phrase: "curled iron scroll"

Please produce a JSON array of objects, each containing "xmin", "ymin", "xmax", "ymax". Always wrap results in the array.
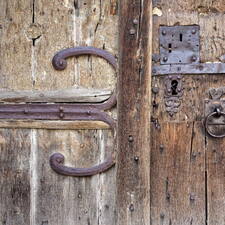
[{"xmin": 50, "ymin": 46, "xmax": 117, "ymax": 177}]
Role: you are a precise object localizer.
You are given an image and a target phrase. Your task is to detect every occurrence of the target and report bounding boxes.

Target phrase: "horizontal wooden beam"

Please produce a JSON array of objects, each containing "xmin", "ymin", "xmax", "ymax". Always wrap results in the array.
[
  {"xmin": 0, "ymin": 120, "xmax": 110, "ymax": 130},
  {"xmin": 0, "ymin": 87, "xmax": 111, "ymax": 103}
]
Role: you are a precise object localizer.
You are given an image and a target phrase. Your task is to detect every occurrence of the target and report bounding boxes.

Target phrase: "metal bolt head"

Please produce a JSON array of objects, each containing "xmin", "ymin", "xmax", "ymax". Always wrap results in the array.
[
  {"xmin": 128, "ymin": 135, "xmax": 134, "ymax": 142},
  {"xmin": 133, "ymin": 19, "xmax": 139, "ymax": 25},
  {"xmin": 134, "ymin": 156, "xmax": 139, "ymax": 162},
  {"xmin": 192, "ymin": 55, "xmax": 197, "ymax": 62},
  {"xmin": 129, "ymin": 204, "xmax": 134, "ymax": 212},
  {"xmin": 162, "ymin": 30, "xmax": 166, "ymax": 35},
  {"xmin": 24, "ymin": 109, "xmax": 28, "ymax": 114},
  {"xmin": 59, "ymin": 60, "xmax": 64, "ymax": 66},
  {"xmin": 129, "ymin": 28, "xmax": 136, "ymax": 35},
  {"xmin": 163, "ymin": 56, "xmax": 168, "ymax": 62},
  {"xmin": 152, "ymin": 86, "xmax": 159, "ymax": 94}
]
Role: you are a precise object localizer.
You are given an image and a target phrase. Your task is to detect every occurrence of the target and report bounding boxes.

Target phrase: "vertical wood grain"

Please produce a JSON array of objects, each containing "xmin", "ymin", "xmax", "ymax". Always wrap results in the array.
[
  {"xmin": 206, "ymin": 137, "xmax": 225, "ymax": 225},
  {"xmin": 151, "ymin": 122, "xmax": 205, "ymax": 225},
  {"xmin": 117, "ymin": 0, "xmax": 152, "ymax": 224},
  {"xmin": 0, "ymin": 129, "xmax": 31, "ymax": 225},
  {"xmin": 0, "ymin": 1, "xmax": 33, "ymax": 225},
  {"xmin": 32, "ymin": 1, "xmax": 118, "ymax": 225}
]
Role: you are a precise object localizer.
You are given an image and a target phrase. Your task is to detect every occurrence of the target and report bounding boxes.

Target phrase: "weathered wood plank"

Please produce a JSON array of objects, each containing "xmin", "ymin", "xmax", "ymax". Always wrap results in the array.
[
  {"xmin": 32, "ymin": 1, "xmax": 118, "ymax": 225},
  {"xmin": 0, "ymin": 87, "xmax": 111, "ymax": 103},
  {"xmin": 151, "ymin": 122, "xmax": 205, "ymax": 225},
  {"xmin": 34, "ymin": 129, "xmax": 115, "ymax": 225},
  {"xmin": 0, "ymin": 1, "xmax": 33, "ymax": 225},
  {"xmin": 0, "ymin": 120, "xmax": 110, "ymax": 130},
  {"xmin": 117, "ymin": 0, "xmax": 152, "ymax": 224},
  {"xmin": 0, "ymin": 1, "xmax": 33, "ymax": 90},
  {"xmin": 206, "ymin": 137, "xmax": 225, "ymax": 225},
  {"xmin": 0, "ymin": 129, "xmax": 31, "ymax": 225}
]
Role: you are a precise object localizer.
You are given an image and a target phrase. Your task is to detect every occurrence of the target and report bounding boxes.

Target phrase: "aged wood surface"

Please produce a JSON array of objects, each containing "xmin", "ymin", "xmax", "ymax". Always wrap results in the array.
[
  {"xmin": 0, "ymin": 87, "xmax": 111, "ymax": 103},
  {"xmin": 0, "ymin": 1, "xmax": 33, "ymax": 225},
  {"xmin": 0, "ymin": 0, "xmax": 118, "ymax": 225},
  {"xmin": 206, "ymin": 137, "xmax": 225, "ymax": 225},
  {"xmin": 0, "ymin": 120, "xmax": 110, "ymax": 130},
  {"xmin": 151, "ymin": 122, "xmax": 205, "ymax": 225},
  {"xmin": 0, "ymin": 129, "xmax": 31, "ymax": 225},
  {"xmin": 152, "ymin": 0, "xmax": 225, "ymax": 224},
  {"xmin": 117, "ymin": 0, "xmax": 152, "ymax": 225},
  {"xmin": 32, "ymin": 1, "xmax": 118, "ymax": 225}
]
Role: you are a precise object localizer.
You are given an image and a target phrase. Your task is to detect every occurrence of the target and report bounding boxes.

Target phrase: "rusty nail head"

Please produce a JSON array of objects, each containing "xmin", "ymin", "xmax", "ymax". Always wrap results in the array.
[
  {"xmin": 134, "ymin": 156, "xmax": 139, "ymax": 161},
  {"xmin": 129, "ymin": 28, "xmax": 136, "ymax": 35},
  {"xmin": 59, "ymin": 106, "xmax": 64, "ymax": 112},
  {"xmin": 133, "ymin": 19, "xmax": 138, "ymax": 25},
  {"xmin": 192, "ymin": 55, "xmax": 197, "ymax": 62},
  {"xmin": 129, "ymin": 204, "xmax": 134, "ymax": 212},
  {"xmin": 163, "ymin": 56, "xmax": 168, "ymax": 62},
  {"xmin": 59, "ymin": 113, "xmax": 64, "ymax": 118},
  {"xmin": 128, "ymin": 135, "xmax": 134, "ymax": 142},
  {"xmin": 59, "ymin": 60, "xmax": 64, "ymax": 66}
]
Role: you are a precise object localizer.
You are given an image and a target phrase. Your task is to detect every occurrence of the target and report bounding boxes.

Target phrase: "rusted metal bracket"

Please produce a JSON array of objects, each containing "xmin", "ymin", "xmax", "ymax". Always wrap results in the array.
[
  {"xmin": 152, "ymin": 25, "xmax": 225, "ymax": 75},
  {"xmin": 0, "ymin": 47, "xmax": 117, "ymax": 177}
]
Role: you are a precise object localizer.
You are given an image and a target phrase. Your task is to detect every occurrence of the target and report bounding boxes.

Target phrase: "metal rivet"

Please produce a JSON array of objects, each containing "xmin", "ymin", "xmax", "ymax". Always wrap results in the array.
[
  {"xmin": 78, "ymin": 193, "xmax": 82, "ymax": 198},
  {"xmin": 134, "ymin": 156, "xmax": 139, "ymax": 162},
  {"xmin": 133, "ymin": 19, "xmax": 138, "ymax": 25},
  {"xmin": 192, "ymin": 55, "xmax": 197, "ymax": 62},
  {"xmin": 59, "ymin": 113, "xmax": 64, "ymax": 118},
  {"xmin": 162, "ymin": 30, "xmax": 166, "ymax": 35},
  {"xmin": 59, "ymin": 60, "xmax": 64, "ymax": 66},
  {"xmin": 159, "ymin": 144, "xmax": 164, "ymax": 153},
  {"xmin": 129, "ymin": 28, "xmax": 136, "ymax": 35},
  {"xmin": 163, "ymin": 56, "xmax": 168, "ymax": 62},
  {"xmin": 191, "ymin": 29, "xmax": 196, "ymax": 34},
  {"xmin": 128, "ymin": 135, "xmax": 134, "ymax": 142},
  {"xmin": 59, "ymin": 106, "xmax": 64, "ymax": 112},
  {"xmin": 129, "ymin": 204, "xmax": 134, "ymax": 212},
  {"xmin": 152, "ymin": 86, "xmax": 159, "ymax": 94}
]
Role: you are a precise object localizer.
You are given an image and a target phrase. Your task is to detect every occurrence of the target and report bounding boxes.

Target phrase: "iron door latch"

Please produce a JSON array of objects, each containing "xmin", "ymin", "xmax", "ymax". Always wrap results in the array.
[{"xmin": 153, "ymin": 25, "xmax": 225, "ymax": 75}]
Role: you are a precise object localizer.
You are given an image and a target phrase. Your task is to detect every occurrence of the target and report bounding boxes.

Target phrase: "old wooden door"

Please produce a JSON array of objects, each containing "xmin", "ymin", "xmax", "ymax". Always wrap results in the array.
[
  {"xmin": 0, "ymin": 1, "xmax": 119, "ymax": 225},
  {"xmin": 150, "ymin": 0, "xmax": 225, "ymax": 225},
  {"xmin": 1, "ymin": 0, "xmax": 225, "ymax": 225}
]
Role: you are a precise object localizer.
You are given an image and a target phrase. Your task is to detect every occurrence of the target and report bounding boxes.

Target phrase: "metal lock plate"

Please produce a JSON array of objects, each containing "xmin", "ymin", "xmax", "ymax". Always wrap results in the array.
[{"xmin": 160, "ymin": 25, "xmax": 200, "ymax": 65}]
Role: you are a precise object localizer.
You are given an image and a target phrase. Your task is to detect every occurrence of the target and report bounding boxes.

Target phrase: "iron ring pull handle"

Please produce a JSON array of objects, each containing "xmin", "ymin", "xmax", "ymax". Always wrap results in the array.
[
  {"xmin": 49, "ymin": 46, "xmax": 117, "ymax": 177},
  {"xmin": 205, "ymin": 107, "xmax": 225, "ymax": 138}
]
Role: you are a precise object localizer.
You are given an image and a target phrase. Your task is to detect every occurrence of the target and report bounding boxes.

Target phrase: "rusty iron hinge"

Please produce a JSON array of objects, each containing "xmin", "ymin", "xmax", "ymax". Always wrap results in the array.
[{"xmin": 0, "ymin": 47, "xmax": 117, "ymax": 177}]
